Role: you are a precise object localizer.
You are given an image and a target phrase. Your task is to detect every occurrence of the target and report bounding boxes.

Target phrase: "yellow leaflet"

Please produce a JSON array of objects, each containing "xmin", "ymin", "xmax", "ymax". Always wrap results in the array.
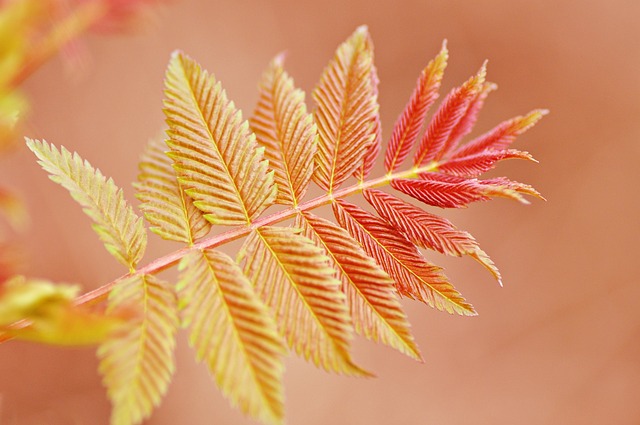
[
  {"xmin": 135, "ymin": 136, "xmax": 211, "ymax": 245},
  {"xmin": 177, "ymin": 249, "xmax": 285, "ymax": 425},
  {"xmin": 98, "ymin": 274, "xmax": 178, "ymax": 425},
  {"xmin": 26, "ymin": 139, "xmax": 147, "ymax": 270},
  {"xmin": 164, "ymin": 52, "xmax": 276, "ymax": 226},
  {"xmin": 250, "ymin": 54, "xmax": 317, "ymax": 206},
  {"xmin": 312, "ymin": 26, "xmax": 378, "ymax": 192}
]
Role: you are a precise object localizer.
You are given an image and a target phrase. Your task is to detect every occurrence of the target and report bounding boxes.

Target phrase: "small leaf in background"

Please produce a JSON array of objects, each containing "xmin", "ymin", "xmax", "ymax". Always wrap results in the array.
[
  {"xmin": 0, "ymin": 91, "xmax": 27, "ymax": 150},
  {"xmin": 0, "ymin": 186, "xmax": 28, "ymax": 232},
  {"xmin": 0, "ymin": 276, "xmax": 132, "ymax": 345}
]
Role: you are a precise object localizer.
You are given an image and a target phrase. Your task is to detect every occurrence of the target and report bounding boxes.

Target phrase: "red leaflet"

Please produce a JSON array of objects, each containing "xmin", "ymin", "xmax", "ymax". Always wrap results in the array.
[
  {"xmin": 413, "ymin": 63, "xmax": 486, "ymax": 167},
  {"xmin": 297, "ymin": 212, "xmax": 421, "ymax": 360},
  {"xmin": 333, "ymin": 200, "xmax": 475, "ymax": 316},
  {"xmin": 384, "ymin": 42, "xmax": 448, "ymax": 173},
  {"xmin": 438, "ymin": 149, "xmax": 536, "ymax": 177},
  {"xmin": 363, "ymin": 189, "xmax": 501, "ymax": 283},
  {"xmin": 364, "ymin": 188, "xmax": 476, "ymax": 254},
  {"xmin": 452, "ymin": 109, "xmax": 548, "ymax": 159},
  {"xmin": 392, "ymin": 173, "xmax": 532, "ymax": 208},
  {"xmin": 440, "ymin": 82, "xmax": 496, "ymax": 159},
  {"xmin": 482, "ymin": 177, "xmax": 545, "ymax": 200}
]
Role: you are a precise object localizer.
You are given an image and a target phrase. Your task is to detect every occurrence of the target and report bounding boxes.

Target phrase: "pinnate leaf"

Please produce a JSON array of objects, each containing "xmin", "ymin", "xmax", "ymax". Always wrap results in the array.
[
  {"xmin": 178, "ymin": 249, "xmax": 285, "ymax": 425},
  {"xmin": 250, "ymin": 54, "xmax": 317, "ymax": 206},
  {"xmin": 296, "ymin": 212, "xmax": 421, "ymax": 360},
  {"xmin": 135, "ymin": 136, "xmax": 210, "ymax": 244},
  {"xmin": 98, "ymin": 274, "xmax": 178, "ymax": 425},
  {"xmin": 240, "ymin": 226, "xmax": 367, "ymax": 376},
  {"xmin": 385, "ymin": 42, "xmax": 448, "ymax": 172},
  {"xmin": 312, "ymin": 25, "xmax": 378, "ymax": 191},
  {"xmin": 164, "ymin": 51, "xmax": 276, "ymax": 226},
  {"xmin": 26, "ymin": 139, "xmax": 147, "ymax": 269},
  {"xmin": 364, "ymin": 189, "xmax": 501, "ymax": 284},
  {"xmin": 334, "ymin": 200, "xmax": 475, "ymax": 316}
]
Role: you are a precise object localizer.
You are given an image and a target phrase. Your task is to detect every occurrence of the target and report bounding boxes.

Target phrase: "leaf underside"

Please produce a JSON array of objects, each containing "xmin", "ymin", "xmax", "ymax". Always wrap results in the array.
[
  {"xmin": 178, "ymin": 249, "xmax": 285, "ymax": 425},
  {"xmin": 135, "ymin": 136, "xmax": 211, "ymax": 244},
  {"xmin": 240, "ymin": 226, "xmax": 368, "ymax": 376},
  {"xmin": 98, "ymin": 274, "xmax": 178, "ymax": 425}
]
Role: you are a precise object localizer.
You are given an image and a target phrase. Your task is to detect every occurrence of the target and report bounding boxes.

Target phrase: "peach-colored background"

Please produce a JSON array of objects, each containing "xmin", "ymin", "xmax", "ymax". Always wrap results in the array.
[{"xmin": 1, "ymin": 0, "xmax": 639, "ymax": 424}]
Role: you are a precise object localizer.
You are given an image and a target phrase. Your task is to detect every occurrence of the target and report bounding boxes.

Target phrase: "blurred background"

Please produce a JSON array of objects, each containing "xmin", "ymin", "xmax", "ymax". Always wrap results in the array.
[{"xmin": 1, "ymin": 0, "xmax": 639, "ymax": 424}]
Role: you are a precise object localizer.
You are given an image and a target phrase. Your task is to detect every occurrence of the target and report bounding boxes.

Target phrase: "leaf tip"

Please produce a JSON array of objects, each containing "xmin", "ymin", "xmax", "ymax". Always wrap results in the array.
[
  {"xmin": 273, "ymin": 51, "xmax": 287, "ymax": 66},
  {"xmin": 169, "ymin": 49, "xmax": 183, "ymax": 60},
  {"xmin": 355, "ymin": 24, "xmax": 369, "ymax": 35}
]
